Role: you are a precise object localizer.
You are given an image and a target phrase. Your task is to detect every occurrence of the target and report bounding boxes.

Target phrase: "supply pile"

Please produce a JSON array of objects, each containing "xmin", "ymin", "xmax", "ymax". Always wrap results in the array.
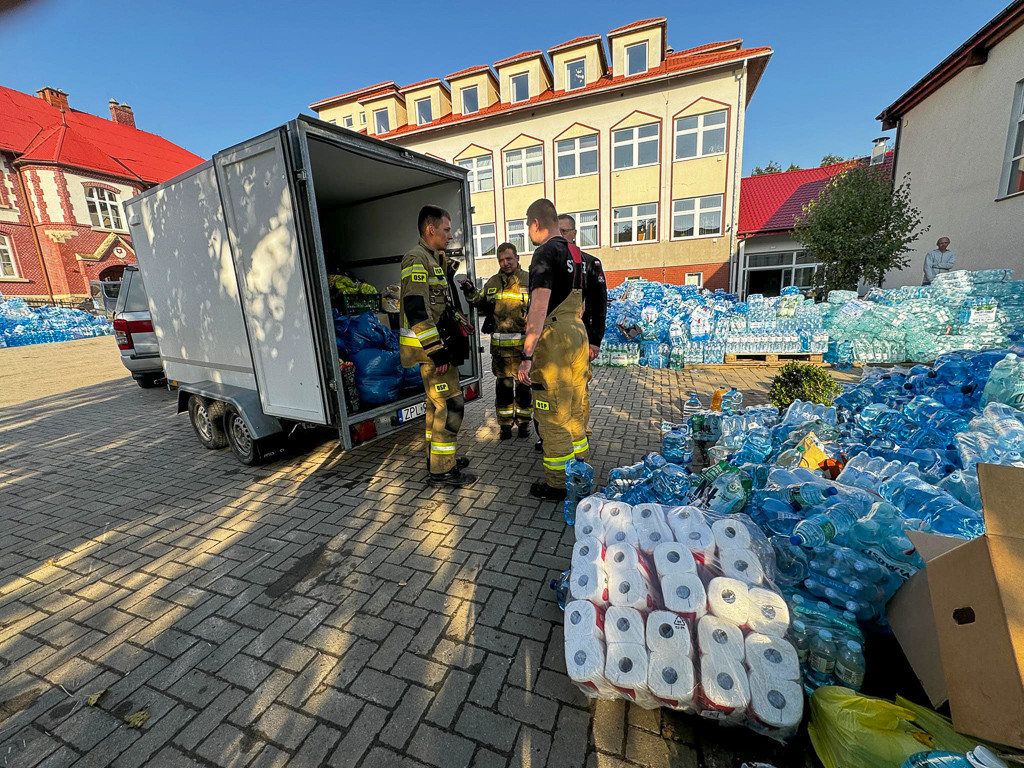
[{"xmin": 0, "ymin": 297, "xmax": 112, "ymax": 347}]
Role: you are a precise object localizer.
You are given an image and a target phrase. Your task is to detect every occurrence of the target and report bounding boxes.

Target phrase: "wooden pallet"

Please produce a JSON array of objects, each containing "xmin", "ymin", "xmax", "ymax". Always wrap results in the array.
[{"xmin": 718, "ymin": 352, "xmax": 825, "ymax": 366}]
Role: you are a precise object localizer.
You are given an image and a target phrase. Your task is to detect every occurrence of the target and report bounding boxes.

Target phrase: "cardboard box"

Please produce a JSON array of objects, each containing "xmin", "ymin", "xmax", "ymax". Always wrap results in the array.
[{"xmin": 887, "ymin": 463, "xmax": 1024, "ymax": 749}]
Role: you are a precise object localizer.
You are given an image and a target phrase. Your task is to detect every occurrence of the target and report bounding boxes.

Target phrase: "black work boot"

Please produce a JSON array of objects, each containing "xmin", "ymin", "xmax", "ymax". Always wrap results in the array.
[
  {"xmin": 517, "ymin": 422, "xmax": 531, "ymax": 439},
  {"xmin": 499, "ymin": 425, "xmax": 513, "ymax": 440},
  {"xmin": 534, "ymin": 438, "xmax": 543, "ymax": 452},
  {"xmin": 530, "ymin": 481, "xmax": 566, "ymax": 501},
  {"xmin": 455, "ymin": 457, "xmax": 470, "ymax": 470},
  {"xmin": 428, "ymin": 468, "xmax": 477, "ymax": 488}
]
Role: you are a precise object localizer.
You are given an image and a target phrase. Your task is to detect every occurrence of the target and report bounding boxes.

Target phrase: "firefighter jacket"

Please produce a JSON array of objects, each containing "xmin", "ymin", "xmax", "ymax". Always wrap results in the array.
[
  {"xmin": 464, "ymin": 268, "xmax": 529, "ymax": 354},
  {"xmin": 399, "ymin": 239, "xmax": 458, "ymax": 368}
]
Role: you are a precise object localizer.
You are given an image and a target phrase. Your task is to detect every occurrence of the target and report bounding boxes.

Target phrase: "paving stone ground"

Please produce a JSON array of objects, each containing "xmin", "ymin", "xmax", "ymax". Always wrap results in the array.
[{"xmin": 0, "ymin": 340, "xmax": 859, "ymax": 768}]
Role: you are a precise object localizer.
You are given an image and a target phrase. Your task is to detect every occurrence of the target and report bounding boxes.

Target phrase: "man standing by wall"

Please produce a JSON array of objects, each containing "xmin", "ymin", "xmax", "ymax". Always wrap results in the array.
[
  {"xmin": 460, "ymin": 242, "xmax": 532, "ymax": 440},
  {"xmin": 400, "ymin": 205, "xmax": 476, "ymax": 488},
  {"xmin": 923, "ymin": 237, "xmax": 956, "ymax": 285},
  {"xmin": 518, "ymin": 199, "xmax": 589, "ymax": 501}
]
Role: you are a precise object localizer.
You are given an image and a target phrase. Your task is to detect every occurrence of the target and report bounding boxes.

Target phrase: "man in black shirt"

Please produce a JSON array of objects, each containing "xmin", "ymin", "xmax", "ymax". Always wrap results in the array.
[{"xmin": 517, "ymin": 199, "xmax": 590, "ymax": 500}]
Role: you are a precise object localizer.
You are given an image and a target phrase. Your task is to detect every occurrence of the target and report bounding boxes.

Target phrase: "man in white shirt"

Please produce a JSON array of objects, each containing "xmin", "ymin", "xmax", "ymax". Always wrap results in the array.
[{"xmin": 923, "ymin": 237, "xmax": 956, "ymax": 285}]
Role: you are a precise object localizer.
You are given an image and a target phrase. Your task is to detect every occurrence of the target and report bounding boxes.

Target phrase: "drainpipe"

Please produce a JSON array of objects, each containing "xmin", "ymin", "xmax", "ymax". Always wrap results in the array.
[
  {"xmin": 15, "ymin": 166, "xmax": 55, "ymax": 303},
  {"xmin": 729, "ymin": 59, "xmax": 748, "ymax": 294}
]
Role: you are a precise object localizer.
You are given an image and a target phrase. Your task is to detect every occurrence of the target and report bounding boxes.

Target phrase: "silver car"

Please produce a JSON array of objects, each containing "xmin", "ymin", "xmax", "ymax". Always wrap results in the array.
[{"xmin": 112, "ymin": 266, "xmax": 164, "ymax": 388}]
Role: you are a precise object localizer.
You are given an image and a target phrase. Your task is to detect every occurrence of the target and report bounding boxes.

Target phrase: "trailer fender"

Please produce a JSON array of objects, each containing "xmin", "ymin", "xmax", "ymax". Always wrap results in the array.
[{"xmin": 175, "ymin": 381, "xmax": 283, "ymax": 439}]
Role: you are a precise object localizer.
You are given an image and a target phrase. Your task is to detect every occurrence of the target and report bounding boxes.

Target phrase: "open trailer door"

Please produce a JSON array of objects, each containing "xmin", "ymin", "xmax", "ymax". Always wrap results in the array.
[{"xmin": 214, "ymin": 129, "xmax": 332, "ymax": 425}]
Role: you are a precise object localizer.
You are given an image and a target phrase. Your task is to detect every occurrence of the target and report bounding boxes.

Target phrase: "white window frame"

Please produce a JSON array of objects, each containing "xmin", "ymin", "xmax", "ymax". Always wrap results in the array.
[
  {"xmin": 671, "ymin": 195, "xmax": 724, "ymax": 240},
  {"xmin": 510, "ymin": 73, "xmax": 530, "ymax": 104},
  {"xmin": 343, "ymin": 115, "xmax": 354, "ymax": 128},
  {"xmin": 685, "ymin": 272, "xmax": 703, "ymax": 288},
  {"xmin": 612, "ymin": 123, "xmax": 660, "ymax": 170},
  {"xmin": 1001, "ymin": 79, "xmax": 1024, "ymax": 197},
  {"xmin": 461, "ymin": 85, "xmax": 479, "ymax": 114},
  {"xmin": 457, "ymin": 155, "xmax": 493, "ymax": 193},
  {"xmin": 373, "ymin": 108, "xmax": 390, "ymax": 134},
  {"xmin": 85, "ymin": 186, "xmax": 123, "ymax": 231},
  {"xmin": 612, "ymin": 203, "xmax": 658, "ymax": 245},
  {"xmin": 0, "ymin": 234, "xmax": 17, "ymax": 278},
  {"xmin": 563, "ymin": 210, "xmax": 599, "ymax": 249},
  {"xmin": 674, "ymin": 110, "xmax": 728, "ymax": 160},
  {"xmin": 360, "ymin": 112, "xmax": 366, "ymax": 125},
  {"xmin": 473, "ymin": 223, "xmax": 496, "ymax": 257},
  {"xmin": 555, "ymin": 134, "xmax": 598, "ymax": 179},
  {"xmin": 414, "ymin": 97, "xmax": 432, "ymax": 126},
  {"xmin": 565, "ymin": 58, "xmax": 586, "ymax": 91},
  {"xmin": 625, "ymin": 41, "xmax": 648, "ymax": 76},
  {"xmin": 507, "ymin": 218, "xmax": 528, "ymax": 254},
  {"xmin": 742, "ymin": 250, "xmax": 820, "ymax": 299},
  {"xmin": 504, "ymin": 145, "xmax": 543, "ymax": 188}
]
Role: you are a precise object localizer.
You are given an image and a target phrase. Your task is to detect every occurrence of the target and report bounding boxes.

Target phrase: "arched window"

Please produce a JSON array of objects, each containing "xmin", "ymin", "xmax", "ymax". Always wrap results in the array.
[{"xmin": 85, "ymin": 186, "xmax": 123, "ymax": 230}]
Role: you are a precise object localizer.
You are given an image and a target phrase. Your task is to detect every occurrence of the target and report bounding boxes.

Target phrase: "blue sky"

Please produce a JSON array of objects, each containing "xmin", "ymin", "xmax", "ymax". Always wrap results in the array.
[{"xmin": 0, "ymin": 0, "xmax": 1007, "ymax": 173}]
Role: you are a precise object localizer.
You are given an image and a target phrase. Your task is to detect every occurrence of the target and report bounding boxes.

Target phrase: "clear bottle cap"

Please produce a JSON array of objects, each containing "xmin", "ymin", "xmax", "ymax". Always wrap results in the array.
[
  {"xmin": 818, "ymin": 629, "xmax": 833, "ymax": 641},
  {"xmin": 846, "ymin": 640, "xmax": 862, "ymax": 652}
]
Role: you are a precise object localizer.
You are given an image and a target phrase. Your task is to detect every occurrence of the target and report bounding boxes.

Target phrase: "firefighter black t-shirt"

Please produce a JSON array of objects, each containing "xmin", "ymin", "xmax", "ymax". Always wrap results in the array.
[{"xmin": 529, "ymin": 236, "xmax": 582, "ymax": 316}]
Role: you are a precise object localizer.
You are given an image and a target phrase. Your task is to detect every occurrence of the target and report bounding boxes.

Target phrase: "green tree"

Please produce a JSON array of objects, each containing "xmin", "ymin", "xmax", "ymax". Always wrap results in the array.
[
  {"xmin": 793, "ymin": 166, "xmax": 928, "ymax": 294},
  {"xmin": 820, "ymin": 153, "xmax": 846, "ymax": 166},
  {"xmin": 751, "ymin": 161, "xmax": 782, "ymax": 175},
  {"xmin": 786, "ymin": 163, "xmax": 802, "ymax": 171}
]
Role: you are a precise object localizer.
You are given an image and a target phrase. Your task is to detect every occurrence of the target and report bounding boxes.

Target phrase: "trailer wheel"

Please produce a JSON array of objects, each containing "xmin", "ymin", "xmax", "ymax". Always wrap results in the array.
[
  {"xmin": 188, "ymin": 395, "xmax": 228, "ymax": 450},
  {"xmin": 225, "ymin": 406, "xmax": 264, "ymax": 465}
]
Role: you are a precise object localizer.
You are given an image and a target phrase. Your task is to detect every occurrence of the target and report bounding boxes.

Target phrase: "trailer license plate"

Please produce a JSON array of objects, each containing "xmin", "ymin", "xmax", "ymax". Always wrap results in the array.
[{"xmin": 398, "ymin": 402, "xmax": 427, "ymax": 423}]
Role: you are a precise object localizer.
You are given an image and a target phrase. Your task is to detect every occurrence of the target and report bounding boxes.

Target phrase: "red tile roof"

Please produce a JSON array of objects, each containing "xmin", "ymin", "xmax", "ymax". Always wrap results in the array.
[
  {"xmin": 673, "ymin": 39, "xmax": 742, "ymax": 57},
  {"xmin": 493, "ymin": 50, "xmax": 543, "ymax": 68},
  {"xmin": 608, "ymin": 17, "xmax": 666, "ymax": 36},
  {"xmin": 358, "ymin": 87, "xmax": 403, "ymax": 104},
  {"xmin": 548, "ymin": 34, "xmax": 602, "ymax": 53},
  {"xmin": 445, "ymin": 64, "xmax": 493, "ymax": 81},
  {"xmin": 0, "ymin": 86, "xmax": 202, "ymax": 184},
  {"xmin": 401, "ymin": 78, "xmax": 448, "ymax": 93},
  {"xmin": 310, "ymin": 81, "xmax": 395, "ymax": 110}
]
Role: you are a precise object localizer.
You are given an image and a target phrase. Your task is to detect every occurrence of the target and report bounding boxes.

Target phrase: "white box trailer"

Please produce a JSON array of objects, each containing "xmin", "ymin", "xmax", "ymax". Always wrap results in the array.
[{"xmin": 125, "ymin": 117, "xmax": 482, "ymax": 464}]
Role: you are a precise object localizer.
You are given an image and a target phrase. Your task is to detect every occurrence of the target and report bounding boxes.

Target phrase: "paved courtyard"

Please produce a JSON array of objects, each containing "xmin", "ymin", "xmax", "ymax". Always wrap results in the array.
[{"xmin": 0, "ymin": 339, "xmax": 858, "ymax": 768}]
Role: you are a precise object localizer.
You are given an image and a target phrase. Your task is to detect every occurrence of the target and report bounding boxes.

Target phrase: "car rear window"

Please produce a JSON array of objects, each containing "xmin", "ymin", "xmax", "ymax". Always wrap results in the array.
[{"xmin": 120, "ymin": 271, "xmax": 150, "ymax": 313}]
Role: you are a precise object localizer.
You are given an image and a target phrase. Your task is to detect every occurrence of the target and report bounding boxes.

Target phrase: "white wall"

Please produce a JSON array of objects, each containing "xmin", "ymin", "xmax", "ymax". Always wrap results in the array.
[
  {"xmin": 65, "ymin": 172, "xmax": 135, "ymax": 231},
  {"xmin": 886, "ymin": 23, "xmax": 1024, "ymax": 287}
]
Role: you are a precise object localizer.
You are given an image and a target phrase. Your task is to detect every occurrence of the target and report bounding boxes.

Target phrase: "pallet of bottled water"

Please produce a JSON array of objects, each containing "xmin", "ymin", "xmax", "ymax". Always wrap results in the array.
[{"xmin": 0, "ymin": 298, "xmax": 113, "ymax": 348}]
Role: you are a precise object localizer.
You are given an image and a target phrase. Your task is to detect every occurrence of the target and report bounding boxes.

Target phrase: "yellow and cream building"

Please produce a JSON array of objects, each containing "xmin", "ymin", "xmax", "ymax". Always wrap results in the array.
[{"xmin": 311, "ymin": 18, "xmax": 772, "ymax": 290}]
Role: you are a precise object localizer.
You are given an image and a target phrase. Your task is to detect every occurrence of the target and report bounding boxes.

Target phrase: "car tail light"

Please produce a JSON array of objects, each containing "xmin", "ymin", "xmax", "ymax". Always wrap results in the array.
[
  {"xmin": 463, "ymin": 383, "xmax": 479, "ymax": 401},
  {"xmin": 113, "ymin": 318, "xmax": 153, "ymax": 351}
]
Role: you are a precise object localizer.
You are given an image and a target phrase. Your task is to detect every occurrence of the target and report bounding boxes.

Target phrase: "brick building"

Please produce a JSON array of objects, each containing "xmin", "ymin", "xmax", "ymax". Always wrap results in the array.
[{"xmin": 0, "ymin": 85, "xmax": 203, "ymax": 302}]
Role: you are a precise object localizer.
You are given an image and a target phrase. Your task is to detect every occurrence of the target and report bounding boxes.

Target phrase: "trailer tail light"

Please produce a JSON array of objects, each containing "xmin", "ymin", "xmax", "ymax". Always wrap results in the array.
[
  {"xmin": 113, "ymin": 318, "xmax": 153, "ymax": 350},
  {"xmin": 463, "ymin": 383, "xmax": 479, "ymax": 401}
]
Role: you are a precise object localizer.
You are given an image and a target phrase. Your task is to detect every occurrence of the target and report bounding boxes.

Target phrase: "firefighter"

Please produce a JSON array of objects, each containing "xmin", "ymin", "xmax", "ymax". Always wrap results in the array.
[
  {"xmin": 399, "ymin": 205, "xmax": 476, "ymax": 488},
  {"xmin": 459, "ymin": 242, "xmax": 532, "ymax": 440},
  {"xmin": 518, "ymin": 199, "xmax": 589, "ymax": 501}
]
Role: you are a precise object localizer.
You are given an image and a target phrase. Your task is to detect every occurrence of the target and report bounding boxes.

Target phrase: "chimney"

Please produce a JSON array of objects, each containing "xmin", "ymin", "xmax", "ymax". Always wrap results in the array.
[
  {"xmin": 108, "ymin": 99, "xmax": 136, "ymax": 128},
  {"xmin": 36, "ymin": 87, "xmax": 69, "ymax": 111}
]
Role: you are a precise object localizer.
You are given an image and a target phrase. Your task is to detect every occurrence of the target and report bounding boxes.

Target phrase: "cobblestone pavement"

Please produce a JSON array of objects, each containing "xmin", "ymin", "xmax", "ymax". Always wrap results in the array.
[
  {"xmin": 0, "ymin": 337, "xmax": 129, "ymax": 408},
  {"xmin": 0, "ymin": 346, "xmax": 860, "ymax": 768}
]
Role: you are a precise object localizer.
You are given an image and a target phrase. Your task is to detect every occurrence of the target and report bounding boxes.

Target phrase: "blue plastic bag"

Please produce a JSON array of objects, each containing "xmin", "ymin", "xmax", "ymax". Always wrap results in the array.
[
  {"xmin": 345, "ymin": 312, "xmax": 389, "ymax": 353},
  {"xmin": 352, "ymin": 348, "xmax": 402, "ymax": 405}
]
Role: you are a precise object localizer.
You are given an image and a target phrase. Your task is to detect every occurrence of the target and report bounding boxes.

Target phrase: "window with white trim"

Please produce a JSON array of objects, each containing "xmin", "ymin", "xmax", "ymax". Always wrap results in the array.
[
  {"xmin": 507, "ymin": 218, "xmax": 528, "ymax": 253},
  {"xmin": 461, "ymin": 85, "xmax": 479, "ymax": 114},
  {"xmin": 373, "ymin": 108, "xmax": 390, "ymax": 134},
  {"xmin": 563, "ymin": 210, "xmax": 599, "ymax": 248},
  {"xmin": 85, "ymin": 187, "xmax": 123, "ymax": 230},
  {"xmin": 612, "ymin": 203, "xmax": 657, "ymax": 244},
  {"xmin": 566, "ymin": 59, "xmax": 586, "ymax": 91},
  {"xmin": 360, "ymin": 112, "xmax": 366, "ymax": 125},
  {"xmin": 504, "ymin": 145, "xmax": 543, "ymax": 187},
  {"xmin": 612, "ymin": 124, "xmax": 659, "ymax": 170},
  {"xmin": 511, "ymin": 73, "xmax": 530, "ymax": 103},
  {"xmin": 626, "ymin": 41, "xmax": 648, "ymax": 76},
  {"xmin": 685, "ymin": 272, "xmax": 703, "ymax": 288},
  {"xmin": 456, "ymin": 155, "xmax": 493, "ymax": 193},
  {"xmin": 674, "ymin": 110, "xmax": 727, "ymax": 160},
  {"xmin": 672, "ymin": 194, "xmax": 723, "ymax": 239},
  {"xmin": 415, "ymin": 97, "xmax": 432, "ymax": 126},
  {"xmin": 1003, "ymin": 79, "xmax": 1024, "ymax": 196},
  {"xmin": 556, "ymin": 134, "xmax": 598, "ymax": 178},
  {"xmin": 473, "ymin": 223, "xmax": 496, "ymax": 257},
  {"xmin": 0, "ymin": 234, "xmax": 17, "ymax": 278},
  {"xmin": 343, "ymin": 115, "xmax": 354, "ymax": 128}
]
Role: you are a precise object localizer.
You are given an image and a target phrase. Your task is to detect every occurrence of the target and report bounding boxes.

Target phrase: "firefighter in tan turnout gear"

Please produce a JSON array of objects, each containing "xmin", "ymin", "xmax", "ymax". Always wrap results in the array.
[
  {"xmin": 399, "ymin": 205, "xmax": 476, "ymax": 488},
  {"xmin": 460, "ymin": 242, "xmax": 532, "ymax": 440}
]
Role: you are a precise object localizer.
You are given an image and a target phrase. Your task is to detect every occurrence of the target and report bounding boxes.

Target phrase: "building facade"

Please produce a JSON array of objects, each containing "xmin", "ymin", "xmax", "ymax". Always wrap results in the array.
[
  {"xmin": 0, "ymin": 86, "xmax": 203, "ymax": 302},
  {"xmin": 877, "ymin": 1, "xmax": 1024, "ymax": 287},
  {"xmin": 311, "ymin": 19, "xmax": 771, "ymax": 289}
]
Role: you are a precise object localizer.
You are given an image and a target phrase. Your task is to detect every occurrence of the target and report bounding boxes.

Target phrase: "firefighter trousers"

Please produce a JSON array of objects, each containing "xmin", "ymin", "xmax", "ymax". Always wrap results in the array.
[
  {"xmin": 492, "ymin": 350, "xmax": 533, "ymax": 426},
  {"xmin": 532, "ymin": 289, "xmax": 590, "ymax": 488},
  {"xmin": 582, "ymin": 358, "xmax": 594, "ymax": 436},
  {"xmin": 418, "ymin": 362, "xmax": 464, "ymax": 474}
]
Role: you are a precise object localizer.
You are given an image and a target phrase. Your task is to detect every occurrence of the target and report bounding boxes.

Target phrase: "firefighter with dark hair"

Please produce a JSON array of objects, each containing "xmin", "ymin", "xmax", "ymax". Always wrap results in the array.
[
  {"xmin": 460, "ymin": 242, "xmax": 532, "ymax": 440},
  {"xmin": 399, "ymin": 205, "xmax": 476, "ymax": 488}
]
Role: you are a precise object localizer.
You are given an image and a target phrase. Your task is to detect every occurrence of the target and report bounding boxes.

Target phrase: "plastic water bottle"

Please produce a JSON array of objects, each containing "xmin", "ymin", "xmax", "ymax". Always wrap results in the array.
[
  {"xmin": 705, "ymin": 474, "xmax": 747, "ymax": 514},
  {"xmin": 564, "ymin": 459, "xmax": 594, "ymax": 525},
  {"xmin": 683, "ymin": 392, "xmax": 702, "ymax": 419},
  {"xmin": 790, "ymin": 502, "xmax": 858, "ymax": 547},
  {"xmin": 807, "ymin": 629, "xmax": 837, "ymax": 685},
  {"xmin": 835, "ymin": 640, "xmax": 866, "ymax": 691},
  {"xmin": 789, "ymin": 483, "xmax": 838, "ymax": 508},
  {"xmin": 662, "ymin": 429, "xmax": 690, "ymax": 464},
  {"xmin": 789, "ymin": 619, "xmax": 810, "ymax": 664},
  {"xmin": 550, "ymin": 570, "xmax": 570, "ymax": 610},
  {"xmin": 722, "ymin": 387, "xmax": 742, "ymax": 415}
]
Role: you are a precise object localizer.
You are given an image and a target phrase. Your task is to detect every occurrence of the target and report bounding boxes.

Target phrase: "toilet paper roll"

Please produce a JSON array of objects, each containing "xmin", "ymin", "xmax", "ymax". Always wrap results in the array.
[
  {"xmin": 564, "ymin": 599, "xmax": 605, "ymax": 643},
  {"xmin": 645, "ymin": 610, "xmax": 692, "ymax": 658},
  {"xmin": 632, "ymin": 503, "xmax": 667, "ymax": 528},
  {"xmin": 570, "ymin": 563, "xmax": 608, "ymax": 607},
  {"xmin": 749, "ymin": 672, "xmax": 804, "ymax": 730},
  {"xmin": 747, "ymin": 587, "xmax": 791, "ymax": 637},
  {"xmin": 717, "ymin": 548, "xmax": 766, "ymax": 586},
  {"xmin": 699, "ymin": 652, "xmax": 750, "ymax": 719},
  {"xmin": 572, "ymin": 536, "xmax": 605, "ymax": 571},
  {"xmin": 576, "ymin": 495, "xmax": 606, "ymax": 528},
  {"xmin": 601, "ymin": 501, "xmax": 633, "ymax": 524},
  {"xmin": 665, "ymin": 505, "xmax": 707, "ymax": 540},
  {"xmin": 744, "ymin": 633, "xmax": 800, "ymax": 682},
  {"xmin": 604, "ymin": 642, "xmax": 659, "ymax": 709},
  {"xmin": 712, "ymin": 517, "xmax": 753, "ymax": 551},
  {"xmin": 575, "ymin": 516, "xmax": 604, "ymax": 542},
  {"xmin": 707, "ymin": 577, "xmax": 751, "ymax": 627},
  {"xmin": 605, "ymin": 606, "xmax": 645, "ymax": 646},
  {"xmin": 697, "ymin": 615, "xmax": 745, "ymax": 661},
  {"xmin": 678, "ymin": 521, "xmax": 716, "ymax": 564},
  {"xmin": 635, "ymin": 518, "xmax": 673, "ymax": 556},
  {"xmin": 604, "ymin": 517, "xmax": 640, "ymax": 549},
  {"xmin": 661, "ymin": 572, "xmax": 707, "ymax": 621},
  {"xmin": 647, "ymin": 648, "xmax": 696, "ymax": 710},
  {"xmin": 608, "ymin": 567, "xmax": 656, "ymax": 612},
  {"xmin": 565, "ymin": 634, "xmax": 618, "ymax": 699},
  {"xmin": 653, "ymin": 542, "xmax": 697, "ymax": 579},
  {"xmin": 604, "ymin": 543, "xmax": 639, "ymax": 571}
]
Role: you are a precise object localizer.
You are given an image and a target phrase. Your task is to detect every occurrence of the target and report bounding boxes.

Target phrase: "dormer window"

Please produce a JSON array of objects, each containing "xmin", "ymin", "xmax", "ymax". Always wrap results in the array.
[
  {"xmin": 415, "ymin": 97, "xmax": 432, "ymax": 126},
  {"xmin": 461, "ymin": 85, "xmax": 479, "ymax": 114},
  {"xmin": 511, "ymin": 73, "xmax": 530, "ymax": 104},
  {"xmin": 626, "ymin": 41, "xmax": 648, "ymax": 76},
  {"xmin": 373, "ymin": 108, "xmax": 390, "ymax": 134},
  {"xmin": 566, "ymin": 59, "xmax": 586, "ymax": 91}
]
